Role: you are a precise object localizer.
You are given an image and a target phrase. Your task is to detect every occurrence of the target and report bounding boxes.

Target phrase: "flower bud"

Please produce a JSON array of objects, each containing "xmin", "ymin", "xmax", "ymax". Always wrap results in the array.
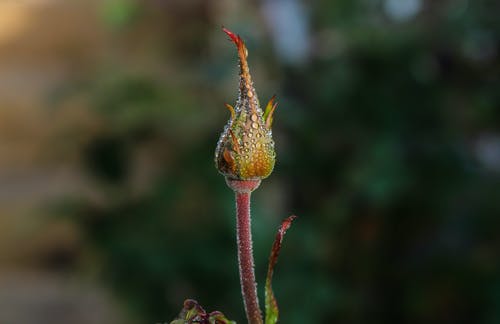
[{"xmin": 215, "ymin": 28, "xmax": 277, "ymax": 181}]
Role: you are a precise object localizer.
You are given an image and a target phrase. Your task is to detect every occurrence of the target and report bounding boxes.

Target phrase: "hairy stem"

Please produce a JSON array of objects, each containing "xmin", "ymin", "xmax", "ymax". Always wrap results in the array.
[
  {"xmin": 236, "ymin": 191, "xmax": 262, "ymax": 324},
  {"xmin": 228, "ymin": 179, "xmax": 263, "ymax": 324}
]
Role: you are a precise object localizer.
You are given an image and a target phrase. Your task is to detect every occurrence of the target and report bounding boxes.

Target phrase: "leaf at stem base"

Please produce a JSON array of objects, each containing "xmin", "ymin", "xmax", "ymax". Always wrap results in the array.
[
  {"xmin": 170, "ymin": 299, "xmax": 236, "ymax": 324},
  {"xmin": 265, "ymin": 215, "xmax": 297, "ymax": 324}
]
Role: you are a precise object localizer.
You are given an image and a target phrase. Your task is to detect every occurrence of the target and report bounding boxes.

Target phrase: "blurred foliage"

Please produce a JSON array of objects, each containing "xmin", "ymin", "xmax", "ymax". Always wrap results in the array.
[
  {"xmin": 102, "ymin": 0, "xmax": 142, "ymax": 28},
  {"xmin": 59, "ymin": 0, "xmax": 500, "ymax": 323}
]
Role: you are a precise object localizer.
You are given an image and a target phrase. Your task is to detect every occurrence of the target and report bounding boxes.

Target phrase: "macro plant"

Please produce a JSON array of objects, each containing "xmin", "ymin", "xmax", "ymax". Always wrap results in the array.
[{"xmin": 171, "ymin": 27, "xmax": 295, "ymax": 324}]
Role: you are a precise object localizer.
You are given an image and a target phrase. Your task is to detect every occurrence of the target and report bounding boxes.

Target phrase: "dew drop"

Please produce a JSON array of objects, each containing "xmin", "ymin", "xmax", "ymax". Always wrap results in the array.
[
  {"xmin": 247, "ymin": 91, "xmax": 253, "ymax": 98},
  {"xmin": 252, "ymin": 122, "xmax": 258, "ymax": 129},
  {"xmin": 251, "ymin": 114, "xmax": 258, "ymax": 122}
]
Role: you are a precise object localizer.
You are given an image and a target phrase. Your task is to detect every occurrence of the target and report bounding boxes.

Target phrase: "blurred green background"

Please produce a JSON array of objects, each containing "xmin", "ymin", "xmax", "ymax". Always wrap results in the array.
[{"xmin": 0, "ymin": 0, "xmax": 499, "ymax": 323}]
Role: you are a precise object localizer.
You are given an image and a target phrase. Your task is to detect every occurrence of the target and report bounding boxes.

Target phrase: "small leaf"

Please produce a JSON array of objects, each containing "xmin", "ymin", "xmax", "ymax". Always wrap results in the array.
[
  {"xmin": 265, "ymin": 215, "xmax": 297, "ymax": 324},
  {"xmin": 171, "ymin": 299, "xmax": 236, "ymax": 324},
  {"xmin": 209, "ymin": 311, "xmax": 237, "ymax": 324}
]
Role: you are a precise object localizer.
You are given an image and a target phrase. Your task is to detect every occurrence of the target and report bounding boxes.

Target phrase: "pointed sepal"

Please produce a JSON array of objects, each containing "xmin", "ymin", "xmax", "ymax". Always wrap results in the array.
[
  {"xmin": 264, "ymin": 95, "xmax": 278, "ymax": 129},
  {"xmin": 222, "ymin": 26, "xmax": 247, "ymax": 58},
  {"xmin": 228, "ymin": 129, "xmax": 241, "ymax": 154},
  {"xmin": 225, "ymin": 103, "xmax": 236, "ymax": 121}
]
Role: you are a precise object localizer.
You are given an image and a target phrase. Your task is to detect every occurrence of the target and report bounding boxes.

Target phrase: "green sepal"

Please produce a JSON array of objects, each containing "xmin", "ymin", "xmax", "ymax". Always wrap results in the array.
[{"xmin": 263, "ymin": 95, "xmax": 277, "ymax": 129}]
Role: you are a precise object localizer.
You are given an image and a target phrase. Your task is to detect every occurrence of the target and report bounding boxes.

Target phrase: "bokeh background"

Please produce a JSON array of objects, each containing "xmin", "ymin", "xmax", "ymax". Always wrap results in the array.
[{"xmin": 0, "ymin": 0, "xmax": 499, "ymax": 323}]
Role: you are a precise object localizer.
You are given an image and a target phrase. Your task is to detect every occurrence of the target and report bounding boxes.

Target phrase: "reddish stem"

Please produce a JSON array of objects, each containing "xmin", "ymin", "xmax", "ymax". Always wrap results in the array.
[{"xmin": 227, "ymin": 179, "xmax": 263, "ymax": 324}]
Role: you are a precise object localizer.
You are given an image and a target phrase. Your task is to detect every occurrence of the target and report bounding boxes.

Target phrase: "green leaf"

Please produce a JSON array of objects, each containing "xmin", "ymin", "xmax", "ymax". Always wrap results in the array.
[{"xmin": 265, "ymin": 215, "xmax": 297, "ymax": 324}]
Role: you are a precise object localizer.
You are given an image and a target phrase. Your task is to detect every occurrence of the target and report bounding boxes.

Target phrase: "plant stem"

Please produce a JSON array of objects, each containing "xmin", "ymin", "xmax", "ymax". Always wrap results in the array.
[{"xmin": 227, "ymin": 179, "xmax": 263, "ymax": 324}]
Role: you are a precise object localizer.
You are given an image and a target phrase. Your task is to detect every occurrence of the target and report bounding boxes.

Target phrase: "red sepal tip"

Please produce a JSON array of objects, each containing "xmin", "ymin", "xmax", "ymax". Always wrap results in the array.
[{"xmin": 222, "ymin": 26, "xmax": 243, "ymax": 48}]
